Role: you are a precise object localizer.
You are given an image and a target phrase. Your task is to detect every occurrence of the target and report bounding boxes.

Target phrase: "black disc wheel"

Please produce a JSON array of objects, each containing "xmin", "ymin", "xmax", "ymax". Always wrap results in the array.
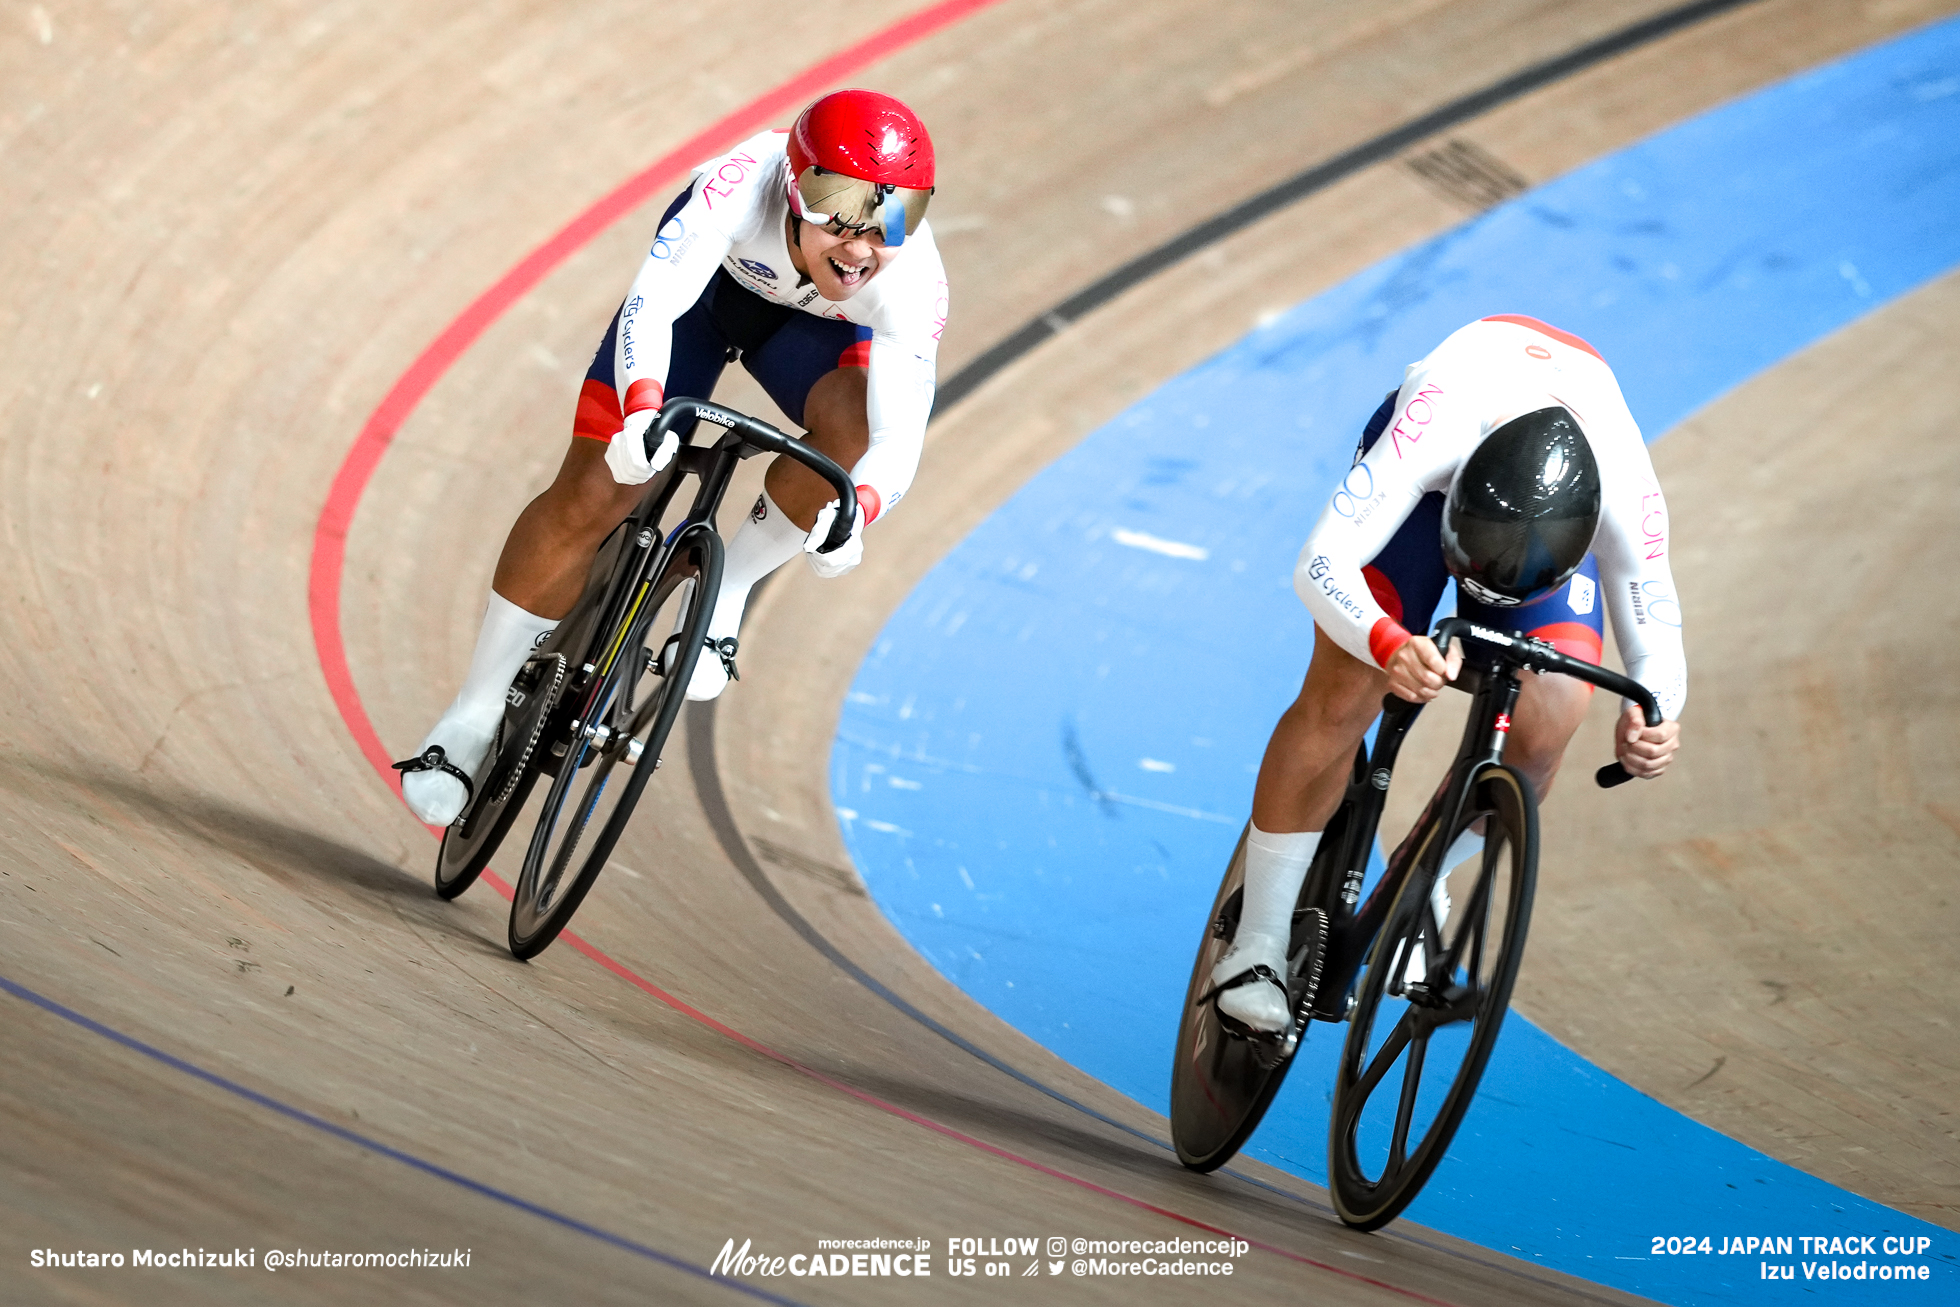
[
  {"xmin": 432, "ymin": 651, "xmax": 567, "ymax": 900},
  {"xmin": 506, "ymin": 533, "xmax": 718, "ymax": 959},
  {"xmin": 1169, "ymin": 815, "xmax": 1339, "ymax": 1172},
  {"xmin": 1328, "ymin": 762, "xmax": 1538, "ymax": 1231}
]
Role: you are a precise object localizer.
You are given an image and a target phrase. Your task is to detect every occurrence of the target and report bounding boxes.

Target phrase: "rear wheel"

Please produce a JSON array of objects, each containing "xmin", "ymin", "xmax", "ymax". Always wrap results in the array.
[
  {"xmin": 506, "ymin": 533, "xmax": 719, "ymax": 959},
  {"xmin": 1327, "ymin": 762, "xmax": 1537, "ymax": 1230},
  {"xmin": 1169, "ymin": 799, "xmax": 1347, "ymax": 1171}
]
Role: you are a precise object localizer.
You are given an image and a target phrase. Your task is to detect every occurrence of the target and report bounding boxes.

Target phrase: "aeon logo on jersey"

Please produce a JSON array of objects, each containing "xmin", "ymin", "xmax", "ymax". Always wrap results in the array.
[
  {"xmin": 1638, "ymin": 490, "xmax": 1668, "ymax": 560},
  {"xmin": 700, "ymin": 152, "xmax": 758, "ymax": 209},
  {"xmin": 737, "ymin": 258, "xmax": 778, "ymax": 281},
  {"xmin": 1390, "ymin": 385, "xmax": 1444, "ymax": 457},
  {"xmin": 931, "ymin": 280, "xmax": 949, "ymax": 343}
]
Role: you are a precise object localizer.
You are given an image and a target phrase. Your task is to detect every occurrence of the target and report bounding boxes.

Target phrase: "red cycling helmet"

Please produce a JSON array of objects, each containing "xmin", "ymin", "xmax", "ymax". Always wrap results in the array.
[{"xmin": 786, "ymin": 89, "xmax": 935, "ymax": 246}]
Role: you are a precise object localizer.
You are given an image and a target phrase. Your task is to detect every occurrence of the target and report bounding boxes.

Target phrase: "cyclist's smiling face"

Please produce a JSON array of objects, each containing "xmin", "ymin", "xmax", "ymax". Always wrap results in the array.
[{"xmin": 788, "ymin": 216, "xmax": 892, "ymax": 300}]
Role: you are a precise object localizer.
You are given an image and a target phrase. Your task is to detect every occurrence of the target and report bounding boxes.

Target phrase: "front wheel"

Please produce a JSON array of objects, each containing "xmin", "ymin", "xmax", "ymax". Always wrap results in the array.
[
  {"xmin": 506, "ymin": 531, "xmax": 719, "ymax": 959},
  {"xmin": 1327, "ymin": 762, "xmax": 1538, "ymax": 1231}
]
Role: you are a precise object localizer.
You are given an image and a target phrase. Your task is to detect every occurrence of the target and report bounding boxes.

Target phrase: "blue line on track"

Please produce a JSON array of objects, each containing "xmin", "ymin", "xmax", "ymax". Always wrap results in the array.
[
  {"xmin": 835, "ymin": 17, "xmax": 1960, "ymax": 1306},
  {"xmin": 1, "ymin": 972, "xmax": 811, "ymax": 1306}
]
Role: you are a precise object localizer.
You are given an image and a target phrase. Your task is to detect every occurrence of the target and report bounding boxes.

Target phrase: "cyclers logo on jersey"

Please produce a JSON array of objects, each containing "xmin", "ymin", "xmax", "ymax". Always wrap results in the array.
[
  {"xmin": 1305, "ymin": 555, "xmax": 1367, "ymax": 623},
  {"xmin": 736, "ymin": 258, "xmax": 778, "ymax": 281}
]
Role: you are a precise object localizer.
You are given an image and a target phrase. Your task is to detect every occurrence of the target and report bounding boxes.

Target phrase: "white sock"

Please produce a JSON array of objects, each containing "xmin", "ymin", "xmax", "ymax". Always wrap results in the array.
[
  {"xmin": 1408, "ymin": 828, "xmax": 1483, "ymax": 982},
  {"xmin": 1212, "ymin": 823, "xmax": 1321, "ymax": 1032},
  {"xmin": 443, "ymin": 592, "xmax": 558, "ymax": 736},
  {"xmin": 687, "ymin": 489, "xmax": 804, "ymax": 700},
  {"xmin": 1433, "ymin": 828, "xmax": 1483, "ymax": 914},
  {"xmin": 402, "ymin": 592, "xmax": 555, "ymax": 824},
  {"xmin": 711, "ymin": 488, "xmax": 806, "ymax": 637},
  {"xmin": 1238, "ymin": 823, "xmax": 1322, "ymax": 943}
]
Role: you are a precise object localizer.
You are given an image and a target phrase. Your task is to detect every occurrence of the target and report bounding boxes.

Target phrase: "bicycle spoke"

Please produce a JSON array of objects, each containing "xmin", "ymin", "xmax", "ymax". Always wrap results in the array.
[
  {"xmin": 1387, "ymin": 1030, "xmax": 1430, "ymax": 1174},
  {"xmin": 1349, "ymin": 1008, "xmax": 1415, "ymax": 1108}
]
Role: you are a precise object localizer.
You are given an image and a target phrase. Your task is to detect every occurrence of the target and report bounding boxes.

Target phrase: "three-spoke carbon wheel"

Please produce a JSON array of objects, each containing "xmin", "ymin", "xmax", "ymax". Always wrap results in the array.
[
  {"xmin": 432, "ymin": 651, "xmax": 566, "ymax": 900},
  {"xmin": 1328, "ymin": 762, "xmax": 1538, "ymax": 1230},
  {"xmin": 507, "ymin": 531, "xmax": 719, "ymax": 959}
]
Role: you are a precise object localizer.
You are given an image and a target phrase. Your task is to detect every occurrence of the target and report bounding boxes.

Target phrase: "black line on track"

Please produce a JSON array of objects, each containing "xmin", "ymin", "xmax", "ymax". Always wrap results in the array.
[
  {"xmin": 689, "ymin": 0, "xmax": 1761, "ymax": 1298},
  {"xmin": 935, "ymin": 0, "xmax": 1763, "ymax": 411}
]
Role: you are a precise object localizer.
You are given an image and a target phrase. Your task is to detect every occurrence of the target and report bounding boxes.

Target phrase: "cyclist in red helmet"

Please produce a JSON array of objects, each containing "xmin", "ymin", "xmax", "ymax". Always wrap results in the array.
[{"xmin": 398, "ymin": 90, "xmax": 948, "ymax": 827}]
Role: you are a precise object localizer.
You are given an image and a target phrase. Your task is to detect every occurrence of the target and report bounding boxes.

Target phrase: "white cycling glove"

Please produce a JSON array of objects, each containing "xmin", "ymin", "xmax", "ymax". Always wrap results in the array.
[
  {"xmin": 605, "ymin": 409, "xmax": 680, "ymax": 485},
  {"xmin": 804, "ymin": 495, "xmax": 867, "ymax": 579}
]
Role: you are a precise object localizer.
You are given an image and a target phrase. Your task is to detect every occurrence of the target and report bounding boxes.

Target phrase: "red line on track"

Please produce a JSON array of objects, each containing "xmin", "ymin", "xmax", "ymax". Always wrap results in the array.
[{"xmin": 304, "ymin": 8, "xmax": 1459, "ymax": 1304}]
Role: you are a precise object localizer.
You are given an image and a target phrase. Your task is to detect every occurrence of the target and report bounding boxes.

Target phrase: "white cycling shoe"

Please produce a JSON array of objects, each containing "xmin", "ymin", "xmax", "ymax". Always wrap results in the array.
[
  {"xmin": 1210, "ymin": 930, "xmax": 1292, "ymax": 1034},
  {"xmin": 684, "ymin": 637, "xmax": 737, "ymax": 702},
  {"xmin": 397, "ymin": 709, "xmax": 499, "ymax": 827}
]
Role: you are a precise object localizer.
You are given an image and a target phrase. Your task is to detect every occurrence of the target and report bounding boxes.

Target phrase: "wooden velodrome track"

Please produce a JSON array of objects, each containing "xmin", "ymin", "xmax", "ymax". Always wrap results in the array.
[{"xmin": 5, "ymin": 1, "xmax": 1955, "ymax": 1303}]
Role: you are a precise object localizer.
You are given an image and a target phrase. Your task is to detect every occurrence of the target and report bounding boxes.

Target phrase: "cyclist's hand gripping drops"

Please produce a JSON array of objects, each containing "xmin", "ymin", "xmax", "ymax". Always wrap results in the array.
[
  {"xmin": 1614, "ymin": 704, "xmax": 1681, "ymax": 779},
  {"xmin": 803, "ymin": 496, "xmax": 865, "ymax": 578}
]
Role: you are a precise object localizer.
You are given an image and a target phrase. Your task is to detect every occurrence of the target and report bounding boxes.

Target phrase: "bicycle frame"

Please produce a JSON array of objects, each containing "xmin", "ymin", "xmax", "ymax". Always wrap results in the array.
[
  {"xmin": 1304, "ymin": 616, "xmax": 1662, "ymax": 1021},
  {"xmin": 542, "ymin": 398, "xmax": 859, "ymax": 751}
]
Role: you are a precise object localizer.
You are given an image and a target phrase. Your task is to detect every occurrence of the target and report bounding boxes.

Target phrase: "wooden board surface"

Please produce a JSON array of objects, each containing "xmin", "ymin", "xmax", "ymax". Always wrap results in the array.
[{"xmin": 3, "ymin": 1, "xmax": 1954, "ymax": 1302}]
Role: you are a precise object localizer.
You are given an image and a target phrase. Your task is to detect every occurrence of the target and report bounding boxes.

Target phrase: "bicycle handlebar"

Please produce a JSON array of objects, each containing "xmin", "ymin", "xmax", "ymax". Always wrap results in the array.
[
  {"xmin": 645, "ymin": 398, "xmax": 859, "ymax": 552},
  {"xmin": 1429, "ymin": 617, "xmax": 1662, "ymax": 790}
]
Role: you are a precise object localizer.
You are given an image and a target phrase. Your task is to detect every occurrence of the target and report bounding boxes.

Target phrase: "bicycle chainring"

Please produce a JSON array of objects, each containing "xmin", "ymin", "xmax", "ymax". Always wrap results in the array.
[
  {"xmin": 1289, "ymin": 906, "xmax": 1329, "ymax": 1026},
  {"xmin": 494, "ymin": 653, "xmax": 567, "ymax": 805}
]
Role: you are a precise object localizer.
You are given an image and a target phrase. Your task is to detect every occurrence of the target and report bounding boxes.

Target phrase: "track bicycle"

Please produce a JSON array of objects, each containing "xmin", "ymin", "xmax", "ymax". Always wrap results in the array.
[
  {"xmin": 1169, "ymin": 615, "xmax": 1662, "ymax": 1230},
  {"xmin": 411, "ymin": 398, "xmax": 857, "ymax": 959}
]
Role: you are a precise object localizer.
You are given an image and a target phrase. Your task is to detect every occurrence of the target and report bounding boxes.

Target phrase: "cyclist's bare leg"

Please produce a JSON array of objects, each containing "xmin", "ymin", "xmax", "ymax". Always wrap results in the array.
[
  {"xmin": 400, "ymin": 437, "xmax": 638, "ymax": 823},
  {"xmin": 762, "ymin": 365, "xmax": 870, "ymax": 527},
  {"xmin": 1400, "ymin": 661, "xmax": 1591, "ymax": 959},
  {"xmin": 493, "ymin": 437, "xmax": 649, "ymax": 618},
  {"xmin": 1251, "ymin": 626, "xmax": 1389, "ymax": 834},
  {"xmin": 1504, "ymin": 668, "xmax": 1592, "ymax": 801},
  {"xmin": 1213, "ymin": 628, "xmax": 1386, "ymax": 1029}
]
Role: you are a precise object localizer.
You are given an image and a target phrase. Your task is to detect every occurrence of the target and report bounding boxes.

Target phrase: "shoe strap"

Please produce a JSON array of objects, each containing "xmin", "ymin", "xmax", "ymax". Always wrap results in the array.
[
  {"xmin": 1197, "ymin": 962, "xmax": 1285, "ymax": 1007},
  {"xmin": 706, "ymin": 635, "xmax": 740, "ymax": 682},
  {"xmin": 390, "ymin": 745, "xmax": 476, "ymax": 806}
]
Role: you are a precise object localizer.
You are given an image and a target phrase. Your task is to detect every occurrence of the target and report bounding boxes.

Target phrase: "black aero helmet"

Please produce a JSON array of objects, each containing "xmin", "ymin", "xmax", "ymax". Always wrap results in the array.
[{"xmin": 1441, "ymin": 406, "xmax": 1601, "ymax": 607}]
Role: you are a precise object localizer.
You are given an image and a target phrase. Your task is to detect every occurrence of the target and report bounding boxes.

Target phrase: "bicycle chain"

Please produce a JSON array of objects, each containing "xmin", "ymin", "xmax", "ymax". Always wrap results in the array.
[
  {"xmin": 494, "ymin": 653, "xmax": 567, "ymax": 806},
  {"xmin": 1291, "ymin": 906, "xmax": 1329, "ymax": 1024}
]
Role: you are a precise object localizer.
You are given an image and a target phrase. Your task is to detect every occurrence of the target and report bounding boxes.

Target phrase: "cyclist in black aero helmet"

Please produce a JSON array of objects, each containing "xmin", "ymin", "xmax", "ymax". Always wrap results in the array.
[
  {"xmin": 1209, "ymin": 316, "xmax": 1685, "ymax": 1036},
  {"xmin": 1441, "ymin": 404, "xmax": 1602, "ymax": 608}
]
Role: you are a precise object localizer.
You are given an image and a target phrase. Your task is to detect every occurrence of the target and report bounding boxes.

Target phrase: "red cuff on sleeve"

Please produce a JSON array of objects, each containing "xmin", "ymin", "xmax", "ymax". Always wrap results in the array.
[
  {"xmin": 1369, "ymin": 618, "xmax": 1412, "ymax": 669},
  {"xmin": 572, "ymin": 378, "xmax": 624, "ymax": 443},
  {"xmin": 622, "ymin": 377, "xmax": 664, "ymax": 416},
  {"xmin": 855, "ymin": 484, "xmax": 882, "ymax": 526}
]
